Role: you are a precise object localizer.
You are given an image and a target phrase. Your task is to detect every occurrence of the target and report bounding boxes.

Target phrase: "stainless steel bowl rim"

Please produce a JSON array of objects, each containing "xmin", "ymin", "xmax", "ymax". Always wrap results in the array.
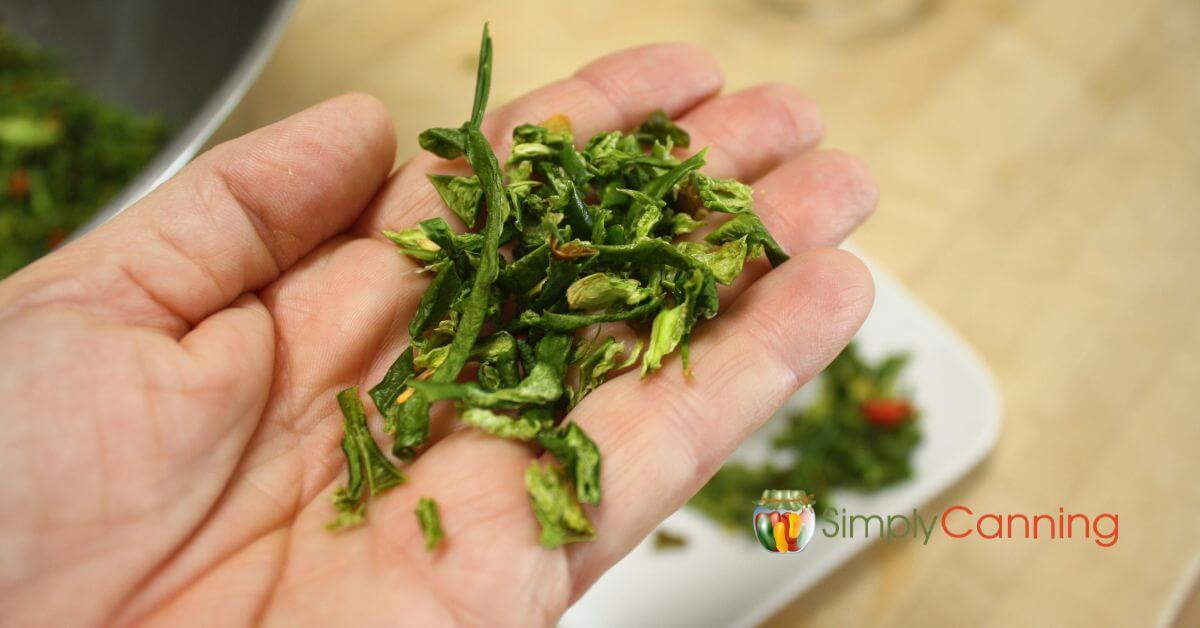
[{"xmin": 73, "ymin": 0, "xmax": 297, "ymax": 239}]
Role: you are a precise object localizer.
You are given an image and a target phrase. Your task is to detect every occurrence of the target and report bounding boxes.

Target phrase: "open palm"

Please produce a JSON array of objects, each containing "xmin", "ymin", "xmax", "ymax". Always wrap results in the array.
[{"xmin": 0, "ymin": 44, "xmax": 877, "ymax": 626}]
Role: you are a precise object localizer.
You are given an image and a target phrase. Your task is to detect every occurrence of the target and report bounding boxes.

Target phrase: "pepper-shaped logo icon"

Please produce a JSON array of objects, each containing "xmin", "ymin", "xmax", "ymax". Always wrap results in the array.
[{"xmin": 753, "ymin": 490, "xmax": 816, "ymax": 554}]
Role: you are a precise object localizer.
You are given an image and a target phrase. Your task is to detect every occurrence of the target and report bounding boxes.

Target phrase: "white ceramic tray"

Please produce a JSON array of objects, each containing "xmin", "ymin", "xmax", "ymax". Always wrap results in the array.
[{"xmin": 563, "ymin": 251, "xmax": 1002, "ymax": 627}]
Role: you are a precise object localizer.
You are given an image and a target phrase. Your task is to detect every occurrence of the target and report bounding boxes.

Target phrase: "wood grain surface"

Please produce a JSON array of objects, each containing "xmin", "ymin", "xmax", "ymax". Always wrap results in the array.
[{"xmin": 210, "ymin": 0, "xmax": 1200, "ymax": 625}]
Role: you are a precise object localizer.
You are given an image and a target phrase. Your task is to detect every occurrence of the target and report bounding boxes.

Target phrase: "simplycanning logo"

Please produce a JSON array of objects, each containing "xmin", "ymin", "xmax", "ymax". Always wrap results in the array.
[
  {"xmin": 755, "ymin": 492, "xmax": 1119, "ymax": 553},
  {"xmin": 820, "ymin": 505, "xmax": 1119, "ymax": 548}
]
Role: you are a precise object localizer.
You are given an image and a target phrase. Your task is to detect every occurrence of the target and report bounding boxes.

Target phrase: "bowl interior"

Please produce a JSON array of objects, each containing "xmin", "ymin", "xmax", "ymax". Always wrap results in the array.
[{"xmin": 2, "ymin": 0, "xmax": 280, "ymax": 125}]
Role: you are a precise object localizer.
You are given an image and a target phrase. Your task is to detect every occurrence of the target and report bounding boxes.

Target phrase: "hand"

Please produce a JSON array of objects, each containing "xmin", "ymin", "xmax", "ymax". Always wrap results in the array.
[{"xmin": 0, "ymin": 44, "xmax": 876, "ymax": 626}]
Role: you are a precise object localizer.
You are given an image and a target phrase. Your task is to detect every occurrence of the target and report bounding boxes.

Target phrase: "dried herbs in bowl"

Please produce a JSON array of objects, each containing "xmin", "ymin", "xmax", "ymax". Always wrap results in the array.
[{"xmin": 0, "ymin": 26, "xmax": 166, "ymax": 278}]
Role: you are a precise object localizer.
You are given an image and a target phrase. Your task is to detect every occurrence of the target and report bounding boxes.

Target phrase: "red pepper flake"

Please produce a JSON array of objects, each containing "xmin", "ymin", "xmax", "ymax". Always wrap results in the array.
[
  {"xmin": 860, "ymin": 398, "xmax": 913, "ymax": 427},
  {"xmin": 8, "ymin": 169, "xmax": 29, "ymax": 199},
  {"xmin": 45, "ymin": 228, "xmax": 68, "ymax": 250}
]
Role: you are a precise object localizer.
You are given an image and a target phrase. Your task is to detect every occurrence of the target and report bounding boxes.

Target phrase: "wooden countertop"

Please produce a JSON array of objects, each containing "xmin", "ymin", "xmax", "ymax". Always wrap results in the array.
[{"xmin": 211, "ymin": 0, "xmax": 1200, "ymax": 624}]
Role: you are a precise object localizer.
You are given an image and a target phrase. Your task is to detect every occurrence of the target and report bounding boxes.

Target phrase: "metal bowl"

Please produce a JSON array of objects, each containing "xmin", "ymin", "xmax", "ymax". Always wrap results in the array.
[{"xmin": 0, "ymin": 0, "xmax": 296, "ymax": 235}]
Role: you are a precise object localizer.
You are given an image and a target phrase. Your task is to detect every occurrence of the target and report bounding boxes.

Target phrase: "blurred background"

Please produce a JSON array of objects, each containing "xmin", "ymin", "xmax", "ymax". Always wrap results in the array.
[{"xmin": 6, "ymin": 0, "xmax": 1199, "ymax": 625}]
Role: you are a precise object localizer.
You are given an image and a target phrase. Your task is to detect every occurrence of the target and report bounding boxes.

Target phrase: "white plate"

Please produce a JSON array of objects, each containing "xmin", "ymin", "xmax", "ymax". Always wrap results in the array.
[{"xmin": 563, "ymin": 251, "xmax": 1002, "ymax": 628}]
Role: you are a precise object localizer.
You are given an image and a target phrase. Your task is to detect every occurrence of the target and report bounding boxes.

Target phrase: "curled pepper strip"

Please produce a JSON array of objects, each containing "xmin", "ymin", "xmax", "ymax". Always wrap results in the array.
[{"xmin": 391, "ymin": 29, "xmax": 510, "ymax": 461}]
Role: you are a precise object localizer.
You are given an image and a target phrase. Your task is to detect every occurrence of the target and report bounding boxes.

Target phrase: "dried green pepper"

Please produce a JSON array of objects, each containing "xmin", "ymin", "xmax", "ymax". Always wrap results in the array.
[
  {"xmin": 327, "ymin": 388, "xmax": 406, "ymax": 531},
  {"xmin": 415, "ymin": 497, "xmax": 445, "ymax": 551},
  {"xmin": 329, "ymin": 25, "xmax": 789, "ymax": 544}
]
